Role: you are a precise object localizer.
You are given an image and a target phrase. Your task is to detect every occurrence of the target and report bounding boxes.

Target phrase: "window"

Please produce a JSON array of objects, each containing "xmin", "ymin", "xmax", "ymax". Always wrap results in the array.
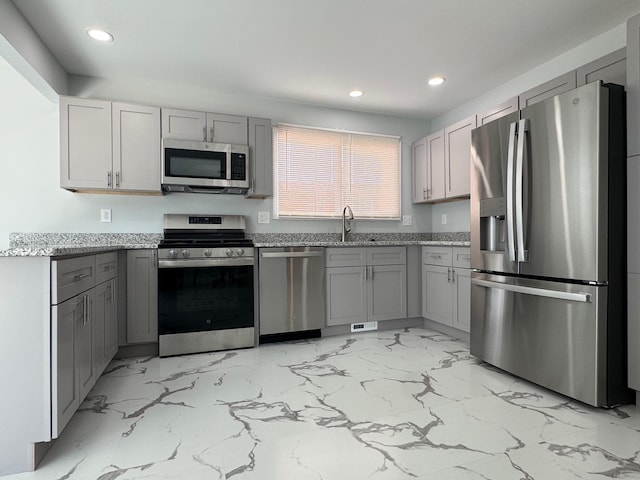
[{"xmin": 273, "ymin": 124, "xmax": 401, "ymax": 219}]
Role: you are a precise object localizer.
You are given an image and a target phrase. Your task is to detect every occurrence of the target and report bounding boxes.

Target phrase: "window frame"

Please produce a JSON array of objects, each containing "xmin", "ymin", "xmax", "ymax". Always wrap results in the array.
[{"xmin": 272, "ymin": 123, "xmax": 402, "ymax": 220}]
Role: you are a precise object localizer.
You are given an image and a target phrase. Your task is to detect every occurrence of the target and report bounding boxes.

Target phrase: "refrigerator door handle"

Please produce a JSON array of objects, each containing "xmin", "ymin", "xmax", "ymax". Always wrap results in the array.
[
  {"xmin": 515, "ymin": 118, "xmax": 529, "ymax": 262},
  {"xmin": 506, "ymin": 121, "xmax": 518, "ymax": 262},
  {"xmin": 472, "ymin": 278, "xmax": 591, "ymax": 303}
]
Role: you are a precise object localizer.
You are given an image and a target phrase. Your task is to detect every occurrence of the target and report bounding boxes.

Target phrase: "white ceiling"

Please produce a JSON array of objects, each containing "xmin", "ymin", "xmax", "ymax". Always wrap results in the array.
[{"xmin": 11, "ymin": 0, "xmax": 640, "ymax": 120}]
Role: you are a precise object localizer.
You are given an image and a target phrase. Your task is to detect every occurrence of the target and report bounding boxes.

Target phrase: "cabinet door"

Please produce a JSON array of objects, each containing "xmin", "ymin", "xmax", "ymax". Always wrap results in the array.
[
  {"xmin": 52, "ymin": 295, "xmax": 82, "ymax": 437},
  {"xmin": 104, "ymin": 279, "xmax": 118, "ymax": 365},
  {"xmin": 427, "ymin": 130, "xmax": 445, "ymax": 201},
  {"xmin": 577, "ymin": 48, "xmax": 626, "ymax": 87},
  {"xmin": 422, "ymin": 264, "xmax": 452, "ymax": 326},
  {"xmin": 478, "ymin": 97, "xmax": 518, "ymax": 126},
  {"xmin": 444, "ymin": 115, "xmax": 476, "ymax": 199},
  {"xmin": 411, "ymin": 136, "xmax": 428, "ymax": 203},
  {"xmin": 60, "ymin": 97, "xmax": 112, "ymax": 189},
  {"xmin": 77, "ymin": 291, "xmax": 95, "ymax": 401},
  {"xmin": 452, "ymin": 268, "xmax": 470, "ymax": 333},
  {"xmin": 628, "ymin": 14, "xmax": 640, "ymax": 157},
  {"xmin": 519, "ymin": 71, "xmax": 577, "ymax": 108},
  {"xmin": 368, "ymin": 264, "xmax": 407, "ymax": 322},
  {"xmin": 246, "ymin": 117, "xmax": 273, "ymax": 198},
  {"xmin": 93, "ymin": 282, "xmax": 106, "ymax": 377},
  {"xmin": 112, "ymin": 103, "xmax": 161, "ymax": 192},
  {"xmin": 161, "ymin": 108, "xmax": 206, "ymax": 140},
  {"xmin": 206, "ymin": 113, "xmax": 248, "ymax": 144},
  {"xmin": 126, "ymin": 250, "xmax": 158, "ymax": 344},
  {"xmin": 326, "ymin": 266, "xmax": 367, "ymax": 326}
]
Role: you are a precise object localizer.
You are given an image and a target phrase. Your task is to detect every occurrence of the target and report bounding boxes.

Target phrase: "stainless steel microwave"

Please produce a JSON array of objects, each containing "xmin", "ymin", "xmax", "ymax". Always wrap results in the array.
[{"xmin": 161, "ymin": 138, "xmax": 250, "ymax": 194}]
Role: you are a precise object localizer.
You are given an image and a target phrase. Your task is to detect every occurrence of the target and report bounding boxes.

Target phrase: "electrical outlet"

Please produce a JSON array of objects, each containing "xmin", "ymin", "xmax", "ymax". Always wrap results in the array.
[
  {"xmin": 402, "ymin": 215, "xmax": 412, "ymax": 226},
  {"xmin": 257, "ymin": 211, "xmax": 270, "ymax": 224},
  {"xmin": 101, "ymin": 208, "xmax": 112, "ymax": 223},
  {"xmin": 441, "ymin": 214, "xmax": 447, "ymax": 225}
]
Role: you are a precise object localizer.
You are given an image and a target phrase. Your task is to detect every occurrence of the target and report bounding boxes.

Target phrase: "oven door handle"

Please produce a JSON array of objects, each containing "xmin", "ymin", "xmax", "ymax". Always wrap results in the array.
[{"xmin": 158, "ymin": 258, "xmax": 254, "ymax": 268}]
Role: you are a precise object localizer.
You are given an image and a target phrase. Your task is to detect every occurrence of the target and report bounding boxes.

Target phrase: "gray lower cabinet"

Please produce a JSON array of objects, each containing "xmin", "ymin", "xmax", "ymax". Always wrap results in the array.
[
  {"xmin": 126, "ymin": 249, "xmax": 158, "ymax": 344},
  {"xmin": 422, "ymin": 246, "xmax": 470, "ymax": 332},
  {"xmin": 51, "ymin": 252, "xmax": 119, "ymax": 437},
  {"xmin": 325, "ymin": 247, "xmax": 407, "ymax": 326}
]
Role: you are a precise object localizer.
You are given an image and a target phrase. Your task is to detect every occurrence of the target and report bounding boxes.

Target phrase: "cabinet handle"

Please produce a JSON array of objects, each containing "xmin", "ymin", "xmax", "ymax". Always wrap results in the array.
[
  {"xmin": 88, "ymin": 296, "xmax": 92, "ymax": 325},
  {"xmin": 202, "ymin": 125, "xmax": 207, "ymax": 141},
  {"xmin": 153, "ymin": 250, "xmax": 158, "ymax": 267},
  {"xmin": 115, "ymin": 171, "xmax": 121, "ymax": 187},
  {"xmin": 74, "ymin": 272, "xmax": 90, "ymax": 282},
  {"xmin": 112, "ymin": 279, "xmax": 116, "ymax": 305},
  {"xmin": 369, "ymin": 266, "xmax": 374, "ymax": 281},
  {"xmin": 423, "ymin": 187, "xmax": 427, "ymax": 199},
  {"xmin": 452, "ymin": 270, "xmax": 456, "ymax": 283},
  {"xmin": 82, "ymin": 294, "xmax": 87, "ymax": 325},
  {"xmin": 209, "ymin": 125, "xmax": 214, "ymax": 142},
  {"xmin": 430, "ymin": 254, "xmax": 442, "ymax": 259},
  {"xmin": 447, "ymin": 267, "xmax": 451, "ymax": 283},
  {"xmin": 107, "ymin": 171, "xmax": 112, "ymax": 187}
]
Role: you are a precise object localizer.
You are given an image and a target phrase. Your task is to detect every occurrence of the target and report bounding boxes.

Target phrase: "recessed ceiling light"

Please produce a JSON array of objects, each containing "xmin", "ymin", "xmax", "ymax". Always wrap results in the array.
[
  {"xmin": 349, "ymin": 90, "xmax": 364, "ymax": 98},
  {"xmin": 86, "ymin": 28, "xmax": 114, "ymax": 42},
  {"xmin": 428, "ymin": 76, "xmax": 446, "ymax": 86}
]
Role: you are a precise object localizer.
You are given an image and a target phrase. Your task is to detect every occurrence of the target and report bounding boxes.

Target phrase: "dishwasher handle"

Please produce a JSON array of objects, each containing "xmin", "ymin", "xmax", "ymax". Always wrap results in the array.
[{"xmin": 261, "ymin": 251, "xmax": 324, "ymax": 259}]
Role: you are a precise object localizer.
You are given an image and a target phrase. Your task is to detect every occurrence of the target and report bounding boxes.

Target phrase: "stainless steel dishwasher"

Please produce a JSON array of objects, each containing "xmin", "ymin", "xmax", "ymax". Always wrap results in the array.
[{"xmin": 258, "ymin": 247, "xmax": 325, "ymax": 341}]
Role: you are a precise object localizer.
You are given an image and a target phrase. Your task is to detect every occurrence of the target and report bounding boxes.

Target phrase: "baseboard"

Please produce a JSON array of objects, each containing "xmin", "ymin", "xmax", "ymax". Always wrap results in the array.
[
  {"xmin": 321, "ymin": 317, "xmax": 423, "ymax": 337},
  {"xmin": 115, "ymin": 343, "xmax": 159, "ymax": 359}
]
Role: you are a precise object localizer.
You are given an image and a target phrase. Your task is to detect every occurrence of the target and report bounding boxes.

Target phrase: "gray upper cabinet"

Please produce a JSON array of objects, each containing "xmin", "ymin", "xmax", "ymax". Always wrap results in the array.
[
  {"xmin": 519, "ymin": 71, "xmax": 577, "ymax": 108},
  {"xmin": 577, "ymin": 48, "xmax": 626, "ymax": 87},
  {"xmin": 112, "ymin": 102, "xmax": 161, "ymax": 192},
  {"xmin": 60, "ymin": 97, "xmax": 161, "ymax": 193},
  {"xmin": 411, "ymin": 135, "xmax": 428, "ymax": 203},
  {"xmin": 60, "ymin": 97, "xmax": 112, "ymax": 190},
  {"xmin": 445, "ymin": 115, "xmax": 476, "ymax": 199},
  {"xmin": 478, "ymin": 97, "xmax": 518, "ymax": 126},
  {"xmin": 246, "ymin": 117, "xmax": 273, "ymax": 198},
  {"xmin": 628, "ymin": 14, "xmax": 640, "ymax": 157},
  {"xmin": 161, "ymin": 108, "xmax": 248, "ymax": 144},
  {"xmin": 412, "ymin": 130, "xmax": 445, "ymax": 203}
]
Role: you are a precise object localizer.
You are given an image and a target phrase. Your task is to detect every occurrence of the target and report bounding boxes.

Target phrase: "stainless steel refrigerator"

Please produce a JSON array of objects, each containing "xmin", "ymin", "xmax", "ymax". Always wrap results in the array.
[{"xmin": 470, "ymin": 81, "xmax": 631, "ymax": 407}]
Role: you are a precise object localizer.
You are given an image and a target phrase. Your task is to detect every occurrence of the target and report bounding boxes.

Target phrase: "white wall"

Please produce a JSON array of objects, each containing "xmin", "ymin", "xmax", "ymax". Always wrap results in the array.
[
  {"xmin": 0, "ymin": 58, "xmax": 432, "ymax": 249},
  {"xmin": 427, "ymin": 22, "xmax": 628, "ymax": 233}
]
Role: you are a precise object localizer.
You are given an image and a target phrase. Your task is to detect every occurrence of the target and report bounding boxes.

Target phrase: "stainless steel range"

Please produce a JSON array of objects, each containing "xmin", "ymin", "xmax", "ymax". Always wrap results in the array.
[{"xmin": 157, "ymin": 214, "xmax": 255, "ymax": 357}]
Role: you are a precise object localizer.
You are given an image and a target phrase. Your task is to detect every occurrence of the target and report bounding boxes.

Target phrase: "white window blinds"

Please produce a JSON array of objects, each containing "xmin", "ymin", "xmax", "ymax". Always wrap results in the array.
[{"xmin": 273, "ymin": 124, "xmax": 401, "ymax": 219}]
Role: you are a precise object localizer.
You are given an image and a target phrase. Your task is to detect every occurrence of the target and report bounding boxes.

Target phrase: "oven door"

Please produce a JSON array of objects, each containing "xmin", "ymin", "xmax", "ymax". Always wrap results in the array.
[{"xmin": 158, "ymin": 259, "xmax": 255, "ymax": 356}]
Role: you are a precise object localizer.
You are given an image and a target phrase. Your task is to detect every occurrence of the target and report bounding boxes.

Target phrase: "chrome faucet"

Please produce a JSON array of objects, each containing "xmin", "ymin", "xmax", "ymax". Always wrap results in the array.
[{"xmin": 341, "ymin": 204, "xmax": 354, "ymax": 242}]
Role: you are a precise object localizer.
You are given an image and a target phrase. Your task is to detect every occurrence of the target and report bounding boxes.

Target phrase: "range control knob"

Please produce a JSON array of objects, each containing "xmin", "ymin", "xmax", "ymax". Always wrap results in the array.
[
  {"xmin": 225, "ymin": 248, "xmax": 234, "ymax": 257},
  {"xmin": 204, "ymin": 249, "xmax": 212, "ymax": 257},
  {"xmin": 168, "ymin": 249, "xmax": 178, "ymax": 258},
  {"xmin": 181, "ymin": 249, "xmax": 190, "ymax": 258},
  {"xmin": 235, "ymin": 248, "xmax": 245, "ymax": 256}
]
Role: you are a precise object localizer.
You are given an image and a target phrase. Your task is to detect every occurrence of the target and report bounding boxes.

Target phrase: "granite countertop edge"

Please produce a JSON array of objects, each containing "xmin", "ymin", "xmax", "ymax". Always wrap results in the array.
[
  {"xmin": 0, "ymin": 240, "xmax": 470, "ymax": 257},
  {"xmin": 253, "ymin": 240, "xmax": 471, "ymax": 248}
]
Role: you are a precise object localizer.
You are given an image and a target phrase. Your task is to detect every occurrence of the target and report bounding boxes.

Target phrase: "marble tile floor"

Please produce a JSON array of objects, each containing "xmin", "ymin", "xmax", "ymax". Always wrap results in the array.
[{"xmin": 6, "ymin": 327, "xmax": 640, "ymax": 480}]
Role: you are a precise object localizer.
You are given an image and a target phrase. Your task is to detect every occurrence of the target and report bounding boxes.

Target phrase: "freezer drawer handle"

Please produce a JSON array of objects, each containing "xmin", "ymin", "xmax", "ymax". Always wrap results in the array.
[
  {"xmin": 472, "ymin": 278, "xmax": 591, "ymax": 303},
  {"xmin": 261, "ymin": 251, "xmax": 324, "ymax": 258}
]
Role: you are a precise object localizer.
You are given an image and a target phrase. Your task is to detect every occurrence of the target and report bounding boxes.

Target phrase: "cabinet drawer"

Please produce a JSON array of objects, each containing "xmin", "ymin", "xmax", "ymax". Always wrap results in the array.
[
  {"xmin": 366, "ymin": 246, "xmax": 406, "ymax": 265},
  {"xmin": 95, "ymin": 252, "xmax": 118, "ymax": 284},
  {"xmin": 422, "ymin": 247, "xmax": 452, "ymax": 266},
  {"xmin": 52, "ymin": 255, "xmax": 96, "ymax": 304},
  {"xmin": 452, "ymin": 248, "xmax": 471, "ymax": 268},
  {"xmin": 325, "ymin": 247, "xmax": 366, "ymax": 267}
]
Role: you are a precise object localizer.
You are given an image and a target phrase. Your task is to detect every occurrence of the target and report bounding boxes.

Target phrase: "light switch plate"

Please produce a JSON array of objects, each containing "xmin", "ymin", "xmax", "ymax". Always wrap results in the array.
[
  {"xmin": 441, "ymin": 214, "xmax": 447, "ymax": 225},
  {"xmin": 402, "ymin": 215, "xmax": 412, "ymax": 226},
  {"xmin": 257, "ymin": 211, "xmax": 270, "ymax": 224},
  {"xmin": 101, "ymin": 208, "xmax": 112, "ymax": 223}
]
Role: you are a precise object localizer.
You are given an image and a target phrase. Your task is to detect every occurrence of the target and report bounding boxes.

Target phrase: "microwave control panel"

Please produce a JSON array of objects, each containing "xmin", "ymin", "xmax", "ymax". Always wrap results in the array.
[{"xmin": 230, "ymin": 153, "xmax": 247, "ymax": 180}]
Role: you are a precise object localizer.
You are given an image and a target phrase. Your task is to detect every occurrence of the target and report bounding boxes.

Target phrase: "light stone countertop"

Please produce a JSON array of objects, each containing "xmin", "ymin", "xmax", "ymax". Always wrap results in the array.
[{"xmin": 0, "ymin": 232, "xmax": 470, "ymax": 257}]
